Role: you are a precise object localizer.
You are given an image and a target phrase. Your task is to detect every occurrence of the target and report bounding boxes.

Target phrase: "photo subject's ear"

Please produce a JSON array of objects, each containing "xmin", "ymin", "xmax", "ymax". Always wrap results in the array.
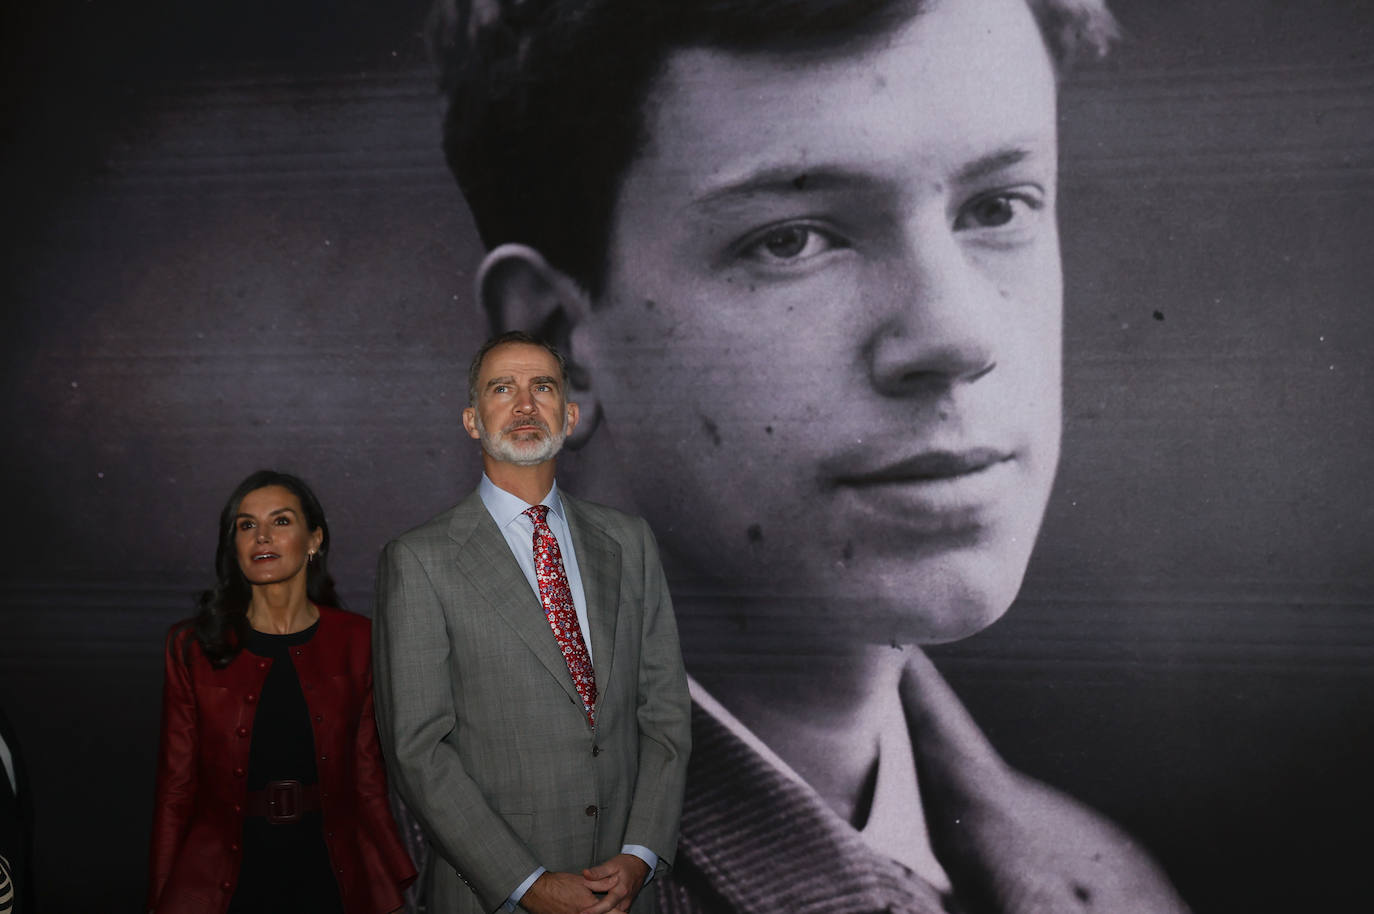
[
  {"xmin": 475, "ymin": 243, "xmax": 602, "ymax": 448},
  {"xmin": 475, "ymin": 243, "xmax": 589, "ymax": 339}
]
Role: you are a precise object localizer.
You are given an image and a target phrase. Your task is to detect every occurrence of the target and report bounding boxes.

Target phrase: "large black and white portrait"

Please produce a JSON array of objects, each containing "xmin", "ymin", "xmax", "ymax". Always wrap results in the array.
[{"xmin": 2, "ymin": 1, "xmax": 1371, "ymax": 911}]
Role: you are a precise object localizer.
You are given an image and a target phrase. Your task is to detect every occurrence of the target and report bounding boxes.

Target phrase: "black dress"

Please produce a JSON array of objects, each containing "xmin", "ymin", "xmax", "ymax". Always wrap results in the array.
[{"xmin": 229, "ymin": 621, "xmax": 344, "ymax": 914}]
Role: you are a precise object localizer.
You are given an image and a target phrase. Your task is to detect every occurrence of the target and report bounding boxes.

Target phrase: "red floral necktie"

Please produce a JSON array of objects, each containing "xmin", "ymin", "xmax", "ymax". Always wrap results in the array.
[{"xmin": 524, "ymin": 505, "xmax": 598, "ymax": 726}]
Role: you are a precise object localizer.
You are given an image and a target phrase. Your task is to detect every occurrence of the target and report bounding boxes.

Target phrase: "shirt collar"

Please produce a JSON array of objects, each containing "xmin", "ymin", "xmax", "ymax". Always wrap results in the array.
[
  {"xmin": 478, "ymin": 473, "xmax": 565, "ymax": 528},
  {"xmin": 678, "ymin": 677, "xmax": 949, "ymax": 914}
]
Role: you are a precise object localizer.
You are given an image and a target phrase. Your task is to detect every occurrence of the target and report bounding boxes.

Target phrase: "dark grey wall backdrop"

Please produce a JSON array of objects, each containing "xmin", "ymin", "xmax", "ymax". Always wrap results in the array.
[{"xmin": 3, "ymin": 1, "xmax": 1371, "ymax": 911}]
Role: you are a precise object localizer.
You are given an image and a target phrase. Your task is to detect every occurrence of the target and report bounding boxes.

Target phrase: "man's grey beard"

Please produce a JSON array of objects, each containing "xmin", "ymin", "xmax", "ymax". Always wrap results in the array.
[{"xmin": 475, "ymin": 411, "xmax": 568, "ymax": 467}]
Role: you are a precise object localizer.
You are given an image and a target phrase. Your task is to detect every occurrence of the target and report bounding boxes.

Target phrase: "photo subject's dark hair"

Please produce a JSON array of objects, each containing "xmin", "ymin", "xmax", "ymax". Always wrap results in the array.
[
  {"xmin": 430, "ymin": 0, "xmax": 1118, "ymax": 296},
  {"xmin": 180, "ymin": 469, "xmax": 340, "ymax": 668}
]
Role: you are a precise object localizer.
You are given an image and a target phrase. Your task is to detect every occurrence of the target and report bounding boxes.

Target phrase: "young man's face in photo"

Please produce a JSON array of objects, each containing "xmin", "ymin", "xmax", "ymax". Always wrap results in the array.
[{"xmin": 573, "ymin": 0, "xmax": 1064, "ymax": 644}]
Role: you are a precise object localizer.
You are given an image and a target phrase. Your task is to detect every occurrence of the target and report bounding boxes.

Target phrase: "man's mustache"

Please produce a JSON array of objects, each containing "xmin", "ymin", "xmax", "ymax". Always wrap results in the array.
[{"xmin": 503, "ymin": 417, "xmax": 552, "ymax": 435}]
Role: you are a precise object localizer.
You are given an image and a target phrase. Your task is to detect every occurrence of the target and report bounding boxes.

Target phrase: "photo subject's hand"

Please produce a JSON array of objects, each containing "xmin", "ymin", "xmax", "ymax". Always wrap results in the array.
[
  {"xmin": 520, "ymin": 871, "xmax": 604, "ymax": 914},
  {"xmin": 580, "ymin": 853, "xmax": 650, "ymax": 914}
]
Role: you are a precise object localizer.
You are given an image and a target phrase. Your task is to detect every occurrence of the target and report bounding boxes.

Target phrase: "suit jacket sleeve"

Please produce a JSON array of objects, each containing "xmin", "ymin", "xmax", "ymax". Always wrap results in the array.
[
  {"xmin": 620, "ymin": 517, "xmax": 692, "ymax": 869},
  {"xmin": 373, "ymin": 537, "xmax": 542, "ymax": 909},
  {"xmin": 146, "ymin": 627, "xmax": 198, "ymax": 911},
  {"xmin": 349, "ymin": 629, "xmax": 419, "ymax": 892}
]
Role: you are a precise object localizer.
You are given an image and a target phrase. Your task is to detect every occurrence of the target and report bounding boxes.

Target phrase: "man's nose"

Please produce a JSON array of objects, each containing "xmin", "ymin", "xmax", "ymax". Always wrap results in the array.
[{"xmin": 867, "ymin": 229, "xmax": 998, "ymax": 397}]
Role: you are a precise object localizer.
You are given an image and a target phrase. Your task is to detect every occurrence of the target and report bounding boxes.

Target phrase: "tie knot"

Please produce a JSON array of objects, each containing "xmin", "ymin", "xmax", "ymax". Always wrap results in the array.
[{"xmin": 524, "ymin": 504, "xmax": 551, "ymax": 527}]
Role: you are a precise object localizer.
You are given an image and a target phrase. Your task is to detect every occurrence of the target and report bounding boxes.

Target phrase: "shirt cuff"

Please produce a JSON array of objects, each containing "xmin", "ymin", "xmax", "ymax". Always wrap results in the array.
[
  {"xmin": 503, "ymin": 866, "xmax": 546, "ymax": 911},
  {"xmin": 621, "ymin": 845, "xmax": 659, "ymax": 885}
]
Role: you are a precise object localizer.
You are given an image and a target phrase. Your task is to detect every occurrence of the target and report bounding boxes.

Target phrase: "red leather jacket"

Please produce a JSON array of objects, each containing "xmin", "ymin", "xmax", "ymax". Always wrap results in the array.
[{"xmin": 147, "ymin": 606, "xmax": 416, "ymax": 913}]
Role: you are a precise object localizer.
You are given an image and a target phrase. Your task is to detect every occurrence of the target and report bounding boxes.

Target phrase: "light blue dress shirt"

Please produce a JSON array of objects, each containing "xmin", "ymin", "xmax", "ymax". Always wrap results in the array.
[{"xmin": 477, "ymin": 475, "xmax": 658, "ymax": 910}]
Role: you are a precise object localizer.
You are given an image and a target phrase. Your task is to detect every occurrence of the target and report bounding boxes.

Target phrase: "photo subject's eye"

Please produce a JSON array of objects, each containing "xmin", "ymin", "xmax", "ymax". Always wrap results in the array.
[
  {"xmin": 954, "ymin": 188, "xmax": 1044, "ymax": 233},
  {"xmin": 738, "ymin": 222, "xmax": 847, "ymax": 267},
  {"xmin": 967, "ymin": 195, "xmax": 1016, "ymax": 227}
]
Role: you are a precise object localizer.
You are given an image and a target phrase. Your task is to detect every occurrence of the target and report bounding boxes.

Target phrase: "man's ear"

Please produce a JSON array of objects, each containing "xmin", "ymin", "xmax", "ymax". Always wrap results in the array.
[{"xmin": 475, "ymin": 244, "xmax": 601, "ymax": 449}]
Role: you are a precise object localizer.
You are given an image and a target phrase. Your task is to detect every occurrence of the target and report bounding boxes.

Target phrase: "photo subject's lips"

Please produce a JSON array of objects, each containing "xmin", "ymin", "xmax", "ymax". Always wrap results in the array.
[
  {"xmin": 828, "ymin": 447, "xmax": 1012, "ymax": 483},
  {"xmin": 252, "ymin": 552, "xmax": 280, "ymax": 562},
  {"xmin": 822, "ymin": 445, "xmax": 1019, "ymax": 530}
]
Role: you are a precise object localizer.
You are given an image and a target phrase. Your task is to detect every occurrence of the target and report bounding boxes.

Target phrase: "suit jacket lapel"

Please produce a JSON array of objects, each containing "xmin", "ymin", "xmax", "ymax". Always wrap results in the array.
[
  {"xmin": 447, "ymin": 493, "xmax": 584, "ymax": 709},
  {"xmin": 666, "ymin": 682, "xmax": 949, "ymax": 914},
  {"xmin": 563, "ymin": 494, "xmax": 621, "ymax": 711}
]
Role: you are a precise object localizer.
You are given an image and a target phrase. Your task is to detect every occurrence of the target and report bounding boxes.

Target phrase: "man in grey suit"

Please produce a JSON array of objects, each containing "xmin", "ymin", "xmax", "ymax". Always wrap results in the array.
[{"xmin": 373, "ymin": 332, "xmax": 691, "ymax": 914}]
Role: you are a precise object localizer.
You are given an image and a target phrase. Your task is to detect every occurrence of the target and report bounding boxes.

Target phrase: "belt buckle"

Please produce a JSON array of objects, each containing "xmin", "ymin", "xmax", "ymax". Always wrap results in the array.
[{"xmin": 265, "ymin": 778, "xmax": 303, "ymax": 825}]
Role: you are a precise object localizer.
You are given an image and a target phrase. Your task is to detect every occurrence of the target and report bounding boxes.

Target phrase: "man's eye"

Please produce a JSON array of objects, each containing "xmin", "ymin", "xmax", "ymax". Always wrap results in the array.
[
  {"xmin": 955, "ymin": 191, "xmax": 1042, "ymax": 230},
  {"xmin": 741, "ymin": 224, "xmax": 842, "ymax": 264}
]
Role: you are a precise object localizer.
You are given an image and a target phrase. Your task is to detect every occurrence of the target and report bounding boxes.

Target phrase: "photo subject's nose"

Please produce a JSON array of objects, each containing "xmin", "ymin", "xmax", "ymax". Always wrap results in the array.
[{"xmin": 868, "ymin": 243, "xmax": 998, "ymax": 396}]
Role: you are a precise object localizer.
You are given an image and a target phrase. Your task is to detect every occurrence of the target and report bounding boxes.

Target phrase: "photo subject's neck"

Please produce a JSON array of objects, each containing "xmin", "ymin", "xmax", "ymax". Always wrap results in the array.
[
  {"xmin": 484, "ymin": 456, "xmax": 558, "ymax": 505},
  {"xmin": 695, "ymin": 644, "xmax": 913, "ymax": 825}
]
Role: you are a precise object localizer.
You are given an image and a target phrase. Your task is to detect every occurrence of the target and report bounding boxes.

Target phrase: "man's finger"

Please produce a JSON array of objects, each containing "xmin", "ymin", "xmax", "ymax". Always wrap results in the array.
[
  {"xmin": 582, "ymin": 874, "xmax": 620, "ymax": 893},
  {"xmin": 579, "ymin": 889, "xmax": 627, "ymax": 914}
]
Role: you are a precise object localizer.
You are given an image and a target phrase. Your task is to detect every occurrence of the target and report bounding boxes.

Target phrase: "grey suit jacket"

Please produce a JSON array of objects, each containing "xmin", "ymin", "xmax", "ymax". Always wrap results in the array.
[{"xmin": 373, "ymin": 490, "xmax": 691, "ymax": 913}]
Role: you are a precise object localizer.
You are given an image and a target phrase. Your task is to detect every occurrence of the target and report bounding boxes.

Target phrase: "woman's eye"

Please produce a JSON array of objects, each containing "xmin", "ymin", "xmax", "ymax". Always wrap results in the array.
[
  {"xmin": 741, "ymin": 224, "xmax": 842, "ymax": 264},
  {"xmin": 275, "ymin": 516, "xmax": 291, "ymax": 525},
  {"xmin": 238, "ymin": 521, "xmax": 254, "ymax": 531}
]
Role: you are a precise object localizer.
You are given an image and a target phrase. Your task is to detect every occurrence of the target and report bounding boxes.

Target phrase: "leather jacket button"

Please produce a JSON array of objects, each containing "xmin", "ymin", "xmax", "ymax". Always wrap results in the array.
[
  {"xmin": 230, "ymin": 843, "xmax": 240, "ymax": 853},
  {"xmin": 585, "ymin": 805, "xmax": 598, "ymax": 817},
  {"xmin": 257, "ymin": 660, "xmax": 268, "ymax": 670},
  {"xmin": 236, "ymin": 726, "xmax": 249, "ymax": 738},
  {"xmin": 232, "ymin": 803, "xmax": 242, "ymax": 814},
  {"xmin": 245, "ymin": 693, "xmax": 257, "ymax": 704},
  {"xmin": 313, "ymin": 714, "xmax": 323, "ymax": 723},
  {"xmin": 233, "ymin": 767, "xmax": 245, "ymax": 778},
  {"xmin": 221, "ymin": 881, "xmax": 232, "ymax": 892}
]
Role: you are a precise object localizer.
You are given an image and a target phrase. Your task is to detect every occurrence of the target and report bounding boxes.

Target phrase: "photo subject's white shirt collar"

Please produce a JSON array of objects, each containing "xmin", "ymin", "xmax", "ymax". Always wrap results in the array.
[
  {"xmin": 863, "ymin": 684, "xmax": 952, "ymax": 894},
  {"xmin": 688, "ymin": 675, "xmax": 951, "ymax": 893}
]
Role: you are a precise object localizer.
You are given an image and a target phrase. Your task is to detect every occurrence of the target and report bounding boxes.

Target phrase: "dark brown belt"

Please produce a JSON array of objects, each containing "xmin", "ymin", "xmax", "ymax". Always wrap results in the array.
[{"xmin": 244, "ymin": 779, "xmax": 321, "ymax": 824}]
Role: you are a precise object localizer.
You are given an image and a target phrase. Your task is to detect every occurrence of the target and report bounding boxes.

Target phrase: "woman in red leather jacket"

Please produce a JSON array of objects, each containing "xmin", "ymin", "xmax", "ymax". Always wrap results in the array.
[{"xmin": 148, "ymin": 470, "xmax": 416, "ymax": 914}]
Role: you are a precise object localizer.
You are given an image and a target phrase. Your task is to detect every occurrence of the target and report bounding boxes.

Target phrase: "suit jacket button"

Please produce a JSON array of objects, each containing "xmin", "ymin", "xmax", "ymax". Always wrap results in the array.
[
  {"xmin": 233, "ymin": 767, "xmax": 245, "ymax": 778},
  {"xmin": 245, "ymin": 693, "xmax": 257, "ymax": 704},
  {"xmin": 592, "ymin": 745, "xmax": 601, "ymax": 756},
  {"xmin": 313, "ymin": 714, "xmax": 323, "ymax": 723},
  {"xmin": 585, "ymin": 805, "xmax": 598, "ymax": 817},
  {"xmin": 257, "ymin": 660, "xmax": 268, "ymax": 670},
  {"xmin": 236, "ymin": 726, "xmax": 249, "ymax": 738},
  {"xmin": 221, "ymin": 881, "xmax": 232, "ymax": 892},
  {"xmin": 230, "ymin": 843, "xmax": 240, "ymax": 854}
]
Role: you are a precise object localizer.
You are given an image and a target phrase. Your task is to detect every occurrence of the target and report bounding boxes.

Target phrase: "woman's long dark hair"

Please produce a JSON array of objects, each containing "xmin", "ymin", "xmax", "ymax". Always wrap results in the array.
[{"xmin": 181, "ymin": 470, "xmax": 341, "ymax": 668}]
